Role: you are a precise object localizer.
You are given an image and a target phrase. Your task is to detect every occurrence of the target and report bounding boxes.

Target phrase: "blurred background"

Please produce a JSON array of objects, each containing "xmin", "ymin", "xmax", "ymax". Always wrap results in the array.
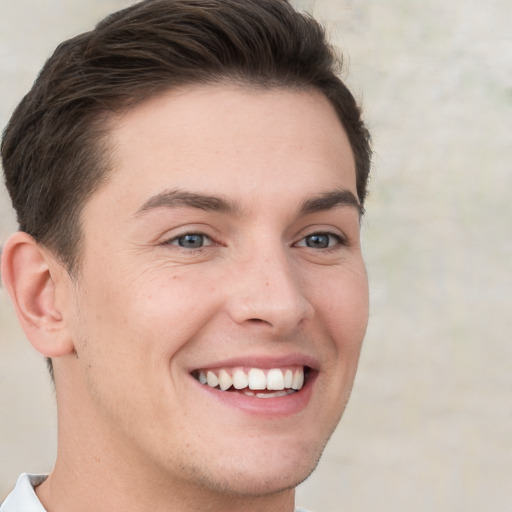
[{"xmin": 1, "ymin": 1, "xmax": 511, "ymax": 510}]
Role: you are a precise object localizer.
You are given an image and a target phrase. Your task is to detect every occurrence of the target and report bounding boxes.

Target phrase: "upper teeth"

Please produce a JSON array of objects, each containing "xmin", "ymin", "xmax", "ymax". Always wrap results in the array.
[{"xmin": 197, "ymin": 367, "xmax": 305, "ymax": 392}]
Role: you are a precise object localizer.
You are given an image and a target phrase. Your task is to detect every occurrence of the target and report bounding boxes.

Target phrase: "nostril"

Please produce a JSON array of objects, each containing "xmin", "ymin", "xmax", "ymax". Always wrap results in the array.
[{"xmin": 248, "ymin": 318, "xmax": 272, "ymax": 326}]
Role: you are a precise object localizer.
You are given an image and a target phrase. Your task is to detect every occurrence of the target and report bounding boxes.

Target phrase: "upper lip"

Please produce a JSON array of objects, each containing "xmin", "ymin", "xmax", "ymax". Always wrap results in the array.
[{"xmin": 188, "ymin": 353, "xmax": 320, "ymax": 373}]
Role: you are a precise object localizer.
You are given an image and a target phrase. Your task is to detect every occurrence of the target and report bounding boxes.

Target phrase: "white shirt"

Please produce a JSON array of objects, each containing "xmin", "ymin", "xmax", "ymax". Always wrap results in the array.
[
  {"xmin": 1, "ymin": 473, "xmax": 310, "ymax": 511},
  {"xmin": 0, "ymin": 474, "xmax": 47, "ymax": 512}
]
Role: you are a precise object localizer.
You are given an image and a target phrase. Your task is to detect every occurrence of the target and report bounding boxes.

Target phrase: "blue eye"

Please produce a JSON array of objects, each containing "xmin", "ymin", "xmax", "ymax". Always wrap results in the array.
[
  {"xmin": 297, "ymin": 232, "xmax": 343, "ymax": 249},
  {"xmin": 306, "ymin": 234, "xmax": 330, "ymax": 248},
  {"xmin": 170, "ymin": 233, "xmax": 212, "ymax": 249}
]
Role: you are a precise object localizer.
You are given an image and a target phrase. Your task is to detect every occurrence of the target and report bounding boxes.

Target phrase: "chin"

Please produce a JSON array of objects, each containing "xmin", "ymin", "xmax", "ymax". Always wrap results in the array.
[
  {"xmin": 184, "ymin": 435, "xmax": 326, "ymax": 499},
  {"xmin": 196, "ymin": 464, "xmax": 316, "ymax": 499}
]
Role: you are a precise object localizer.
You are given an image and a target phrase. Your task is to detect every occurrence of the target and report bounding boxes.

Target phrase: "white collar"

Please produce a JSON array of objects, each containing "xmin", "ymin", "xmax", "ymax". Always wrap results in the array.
[
  {"xmin": 1, "ymin": 473, "xmax": 310, "ymax": 512},
  {"xmin": 0, "ymin": 474, "xmax": 48, "ymax": 512}
]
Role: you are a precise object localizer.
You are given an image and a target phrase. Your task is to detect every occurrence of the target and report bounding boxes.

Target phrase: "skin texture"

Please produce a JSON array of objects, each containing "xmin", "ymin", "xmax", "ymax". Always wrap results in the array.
[{"xmin": 2, "ymin": 86, "xmax": 369, "ymax": 512}]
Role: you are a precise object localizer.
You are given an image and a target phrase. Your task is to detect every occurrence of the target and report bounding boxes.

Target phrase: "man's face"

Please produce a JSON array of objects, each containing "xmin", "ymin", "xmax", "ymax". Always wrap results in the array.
[{"xmin": 61, "ymin": 86, "xmax": 368, "ymax": 497}]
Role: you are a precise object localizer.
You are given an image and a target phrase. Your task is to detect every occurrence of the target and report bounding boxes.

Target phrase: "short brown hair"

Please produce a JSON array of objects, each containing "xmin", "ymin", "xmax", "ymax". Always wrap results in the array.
[{"xmin": 2, "ymin": 0, "xmax": 371, "ymax": 274}]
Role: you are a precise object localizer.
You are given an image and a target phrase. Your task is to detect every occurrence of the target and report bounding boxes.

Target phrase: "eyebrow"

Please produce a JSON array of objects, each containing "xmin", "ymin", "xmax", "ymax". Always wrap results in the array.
[
  {"xmin": 299, "ymin": 189, "xmax": 363, "ymax": 216},
  {"xmin": 135, "ymin": 187, "xmax": 362, "ymax": 218},
  {"xmin": 135, "ymin": 189, "xmax": 240, "ymax": 217}
]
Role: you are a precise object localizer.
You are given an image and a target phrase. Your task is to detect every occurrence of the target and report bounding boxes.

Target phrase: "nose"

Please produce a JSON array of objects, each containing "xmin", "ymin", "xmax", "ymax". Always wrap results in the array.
[{"xmin": 226, "ymin": 247, "xmax": 314, "ymax": 335}]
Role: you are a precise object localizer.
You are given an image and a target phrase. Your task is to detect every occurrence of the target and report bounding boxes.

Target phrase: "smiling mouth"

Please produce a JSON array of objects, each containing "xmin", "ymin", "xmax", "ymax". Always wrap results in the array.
[{"xmin": 192, "ymin": 366, "xmax": 309, "ymax": 398}]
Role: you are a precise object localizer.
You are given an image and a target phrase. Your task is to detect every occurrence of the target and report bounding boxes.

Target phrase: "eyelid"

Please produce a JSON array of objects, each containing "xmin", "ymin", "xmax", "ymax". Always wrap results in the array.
[
  {"xmin": 294, "ymin": 230, "xmax": 347, "ymax": 249},
  {"xmin": 163, "ymin": 231, "xmax": 215, "ymax": 248}
]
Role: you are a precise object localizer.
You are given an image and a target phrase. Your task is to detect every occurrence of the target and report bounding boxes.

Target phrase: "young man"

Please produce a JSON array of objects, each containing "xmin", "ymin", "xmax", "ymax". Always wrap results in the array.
[{"xmin": 0, "ymin": 1, "xmax": 371, "ymax": 511}]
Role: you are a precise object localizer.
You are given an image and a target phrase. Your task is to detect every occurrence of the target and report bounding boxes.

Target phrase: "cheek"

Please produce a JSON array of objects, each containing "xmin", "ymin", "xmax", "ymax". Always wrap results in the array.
[
  {"xmin": 68, "ymin": 268, "xmax": 226, "ymax": 418},
  {"xmin": 80, "ymin": 266, "xmax": 224, "ymax": 362},
  {"xmin": 310, "ymin": 264, "xmax": 369, "ymax": 353}
]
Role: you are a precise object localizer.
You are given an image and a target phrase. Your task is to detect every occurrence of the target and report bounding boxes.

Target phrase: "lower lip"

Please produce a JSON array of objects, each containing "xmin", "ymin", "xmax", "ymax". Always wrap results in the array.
[{"xmin": 192, "ymin": 372, "xmax": 317, "ymax": 417}]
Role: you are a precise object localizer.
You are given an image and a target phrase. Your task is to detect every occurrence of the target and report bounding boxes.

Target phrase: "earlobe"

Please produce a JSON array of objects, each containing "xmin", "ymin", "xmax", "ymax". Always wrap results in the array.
[{"xmin": 1, "ymin": 232, "xmax": 75, "ymax": 357}]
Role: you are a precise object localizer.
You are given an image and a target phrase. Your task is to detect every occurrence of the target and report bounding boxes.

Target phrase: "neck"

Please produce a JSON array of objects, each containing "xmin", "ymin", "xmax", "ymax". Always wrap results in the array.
[{"xmin": 37, "ymin": 471, "xmax": 295, "ymax": 512}]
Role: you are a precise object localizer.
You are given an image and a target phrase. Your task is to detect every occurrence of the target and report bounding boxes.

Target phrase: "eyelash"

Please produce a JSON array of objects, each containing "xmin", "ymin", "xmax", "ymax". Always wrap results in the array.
[
  {"xmin": 294, "ymin": 231, "xmax": 346, "ymax": 250},
  {"xmin": 163, "ymin": 230, "xmax": 346, "ymax": 252},
  {"xmin": 164, "ymin": 232, "xmax": 215, "ymax": 250}
]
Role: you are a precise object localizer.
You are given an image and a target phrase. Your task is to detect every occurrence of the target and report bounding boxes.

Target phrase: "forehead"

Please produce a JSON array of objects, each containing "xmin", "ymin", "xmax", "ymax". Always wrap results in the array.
[{"xmin": 89, "ymin": 85, "xmax": 356, "ymax": 217}]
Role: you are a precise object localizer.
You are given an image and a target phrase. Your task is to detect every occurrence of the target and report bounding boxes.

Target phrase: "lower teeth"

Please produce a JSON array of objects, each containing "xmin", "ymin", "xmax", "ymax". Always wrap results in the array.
[{"xmin": 242, "ymin": 389, "xmax": 295, "ymax": 398}]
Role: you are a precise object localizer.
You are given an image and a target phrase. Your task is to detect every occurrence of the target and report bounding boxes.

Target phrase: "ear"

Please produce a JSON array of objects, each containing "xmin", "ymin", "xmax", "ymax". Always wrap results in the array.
[{"xmin": 1, "ymin": 232, "xmax": 75, "ymax": 357}]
